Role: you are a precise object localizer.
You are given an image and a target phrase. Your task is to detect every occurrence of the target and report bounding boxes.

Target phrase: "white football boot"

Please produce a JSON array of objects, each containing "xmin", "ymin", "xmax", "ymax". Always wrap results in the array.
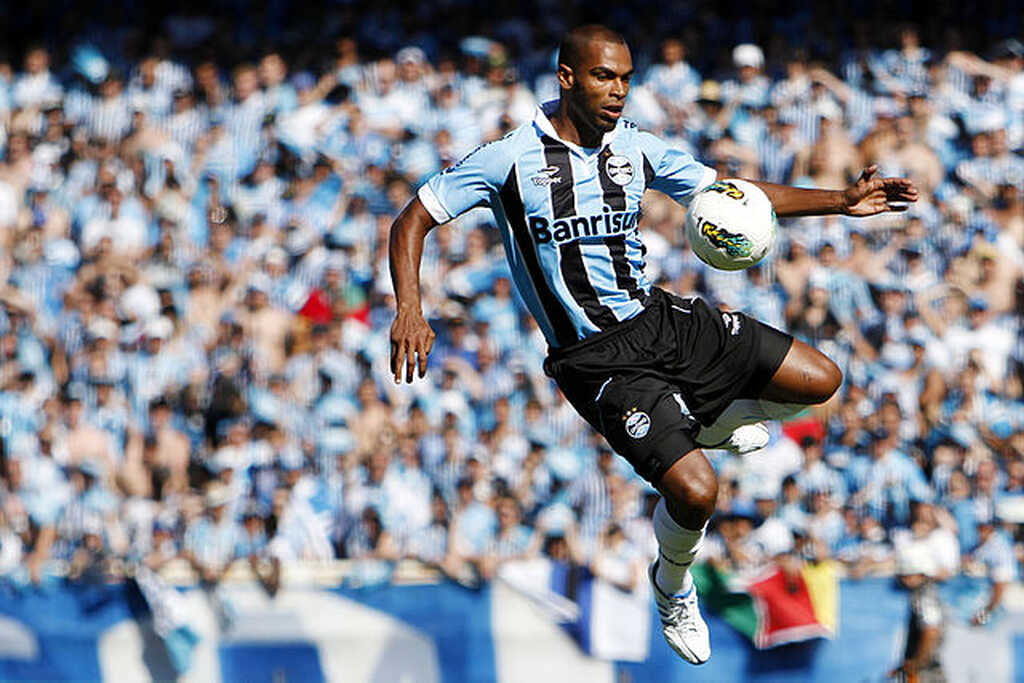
[
  {"xmin": 725, "ymin": 422, "xmax": 771, "ymax": 454},
  {"xmin": 648, "ymin": 560, "xmax": 711, "ymax": 665},
  {"xmin": 697, "ymin": 422, "xmax": 770, "ymax": 455}
]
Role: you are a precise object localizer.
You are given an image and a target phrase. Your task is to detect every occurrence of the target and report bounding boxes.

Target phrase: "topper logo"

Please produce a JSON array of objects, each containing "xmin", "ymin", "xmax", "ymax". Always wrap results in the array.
[{"xmin": 531, "ymin": 166, "xmax": 562, "ymax": 187}]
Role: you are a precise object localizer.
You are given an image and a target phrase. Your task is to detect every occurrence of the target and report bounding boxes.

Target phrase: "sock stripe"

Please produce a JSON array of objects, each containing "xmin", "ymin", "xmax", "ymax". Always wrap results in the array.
[{"xmin": 658, "ymin": 550, "xmax": 690, "ymax": 568}]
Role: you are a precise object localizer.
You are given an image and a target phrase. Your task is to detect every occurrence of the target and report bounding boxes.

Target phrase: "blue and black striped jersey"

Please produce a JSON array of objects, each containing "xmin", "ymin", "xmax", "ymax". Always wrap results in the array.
[{"xmin": 418, "ymin": 101, "xmax": 716, "ymax": 348}]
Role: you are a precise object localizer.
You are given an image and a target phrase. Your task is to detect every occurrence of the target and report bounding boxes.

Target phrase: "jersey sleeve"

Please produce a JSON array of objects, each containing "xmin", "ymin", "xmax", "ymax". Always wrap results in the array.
[
  {"xmin": 637, "ymin": 131, "xmax": 717, "ymax": 205},
  {"xmin": 417, "ymin": 136, "xmax": 515, "ymax": 224}
]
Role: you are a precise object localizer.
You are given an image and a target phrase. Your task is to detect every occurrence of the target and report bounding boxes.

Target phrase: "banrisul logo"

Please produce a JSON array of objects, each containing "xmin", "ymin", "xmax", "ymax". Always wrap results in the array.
[
  {"xmin": 529, "ymin": 208, "xmax": 641, "ymax": 244},
  {"xmin": 698, "ymin": 218, "xmax": 753, "ymax": 258}
]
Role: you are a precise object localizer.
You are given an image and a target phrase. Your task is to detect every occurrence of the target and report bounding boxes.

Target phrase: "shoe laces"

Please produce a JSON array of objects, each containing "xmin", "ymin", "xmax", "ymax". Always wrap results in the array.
[
  {"xmin": 676, "ymin": 594, "xmax": 700, "ymax": 634},
  {"xmin": 661, "ymin": 591, "xmax": 699, "ymax": 634}
]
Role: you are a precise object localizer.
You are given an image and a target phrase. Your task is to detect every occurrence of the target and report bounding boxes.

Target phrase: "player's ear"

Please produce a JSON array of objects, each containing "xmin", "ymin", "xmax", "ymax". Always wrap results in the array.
[{"xmin": 557, "ymin": 63, "xmax": 575, "ymax": 90}]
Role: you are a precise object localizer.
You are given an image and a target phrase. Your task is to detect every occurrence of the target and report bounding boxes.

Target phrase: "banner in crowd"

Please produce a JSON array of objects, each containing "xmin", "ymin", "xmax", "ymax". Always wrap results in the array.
[
  {"xmin": 0, "ymin": 563, "xmax": 1019, "ymax": 682},
  {"xmin": 497, "ymin": 557, "xmax": 651, "ymax": 661},
  {"xmin": 691, "ymin": 560, "xmax": 839, "ymax": 648}
]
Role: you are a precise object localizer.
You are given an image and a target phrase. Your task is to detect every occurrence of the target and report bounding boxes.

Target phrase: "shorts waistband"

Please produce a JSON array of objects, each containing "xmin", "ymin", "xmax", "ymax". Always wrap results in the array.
[{"xmin": 546, "ymin": 290, "xmax": 662, "ymax": 362}]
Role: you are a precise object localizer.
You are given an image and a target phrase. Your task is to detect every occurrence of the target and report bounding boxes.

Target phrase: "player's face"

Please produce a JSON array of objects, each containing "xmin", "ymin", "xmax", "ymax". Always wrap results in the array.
[{"xmin": 562, "ymin": 40, "xmax": 633, "ymax": 134}]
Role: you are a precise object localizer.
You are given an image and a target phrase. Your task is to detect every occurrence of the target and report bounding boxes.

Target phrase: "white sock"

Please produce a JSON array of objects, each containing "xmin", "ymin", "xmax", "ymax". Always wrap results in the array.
[
  {"xmin": 695, "ymin": 399, "xmax": 762, "ymax": 447},
  {"xmin": 696, "ymin": 399, "xmax": 807, "ymax": 447},
  {"xmin": 756, "ymin": 399, "xmax": 806, "ymax": 421},
  {"xmin": 653, "ymin": 498, "xmax": 706, "ymax": 596}
]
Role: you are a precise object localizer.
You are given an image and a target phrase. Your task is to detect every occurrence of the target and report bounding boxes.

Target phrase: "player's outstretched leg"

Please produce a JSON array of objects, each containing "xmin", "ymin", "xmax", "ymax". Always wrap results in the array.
[
  {"xmin": 648, "ymin": 449, "xmax": 716, "ymax": 665},
  {"xmin": 695, "ymin": 339, "xmax": 842, "ymax": 453},
  {"xmin": 759, "ymin": 337, "xmax": 842, "ymax": 405},
  {"xmin": 694, "ymin": 399, "xmax": 773, "ymax": 453}
]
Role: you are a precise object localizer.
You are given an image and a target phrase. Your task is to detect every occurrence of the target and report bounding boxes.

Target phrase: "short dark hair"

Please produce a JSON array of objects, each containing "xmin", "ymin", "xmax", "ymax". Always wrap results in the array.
[{"xmin": 558, "ymin": 24, "xmax": 627, "ymax": 71}]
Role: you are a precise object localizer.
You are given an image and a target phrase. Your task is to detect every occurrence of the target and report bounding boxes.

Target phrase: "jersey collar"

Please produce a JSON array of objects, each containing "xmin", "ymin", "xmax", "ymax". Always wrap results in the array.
[{"xmin": 533, "ymin": 100, "xmax": 621, "ymax": 156}]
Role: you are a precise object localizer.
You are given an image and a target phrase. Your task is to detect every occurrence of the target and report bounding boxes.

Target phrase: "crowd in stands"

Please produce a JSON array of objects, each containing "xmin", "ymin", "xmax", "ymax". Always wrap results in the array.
[{"xmin": 0, "ymin": 4, "xmax": 1021, "ymax": 610}]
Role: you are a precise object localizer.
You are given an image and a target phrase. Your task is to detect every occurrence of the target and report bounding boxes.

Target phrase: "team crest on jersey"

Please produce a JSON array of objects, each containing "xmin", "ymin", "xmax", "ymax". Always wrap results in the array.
[
  {"xmin": 624, "ymin": 407, "xmax": 651, "ymax": 439},
  {"xmin": 531, "ymin": 166, "xmax": 563, "ymax": 187},
  {"xmin": 606, "ymin": 155, "xmax": 634, "ymax": 186}
]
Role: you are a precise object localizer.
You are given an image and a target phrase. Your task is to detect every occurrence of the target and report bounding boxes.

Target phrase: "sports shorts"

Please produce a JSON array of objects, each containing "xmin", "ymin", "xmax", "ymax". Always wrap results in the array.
[{"xmin": 543, "ymin": 287, "xmax": 793, "ymax": 485}]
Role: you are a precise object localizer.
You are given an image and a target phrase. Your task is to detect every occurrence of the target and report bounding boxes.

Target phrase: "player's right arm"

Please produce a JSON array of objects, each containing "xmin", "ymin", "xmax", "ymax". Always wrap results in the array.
[
  {"xmin": 389, "ymin": 198, "xmax": 440, "ymax": 384},
  {"xmin": 388, "ymin": 136, "xmax": 515, "ymax": 384}
]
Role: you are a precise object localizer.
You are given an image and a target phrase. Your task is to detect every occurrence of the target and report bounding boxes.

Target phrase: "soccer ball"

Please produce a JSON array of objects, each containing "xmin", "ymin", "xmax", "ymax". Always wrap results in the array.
[{"xmin": 684, "ymin": 178, "xmax": 777, "ymax": 271}]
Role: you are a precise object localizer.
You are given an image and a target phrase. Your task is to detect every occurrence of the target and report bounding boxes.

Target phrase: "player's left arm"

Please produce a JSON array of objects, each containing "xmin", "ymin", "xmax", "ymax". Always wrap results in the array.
[
  {"xmin": 745, "ymin": 165, "xmax": 918, "ymax": 217},
  {"xmin": 637, "ymin": 132, "xmax": 916, "ymax": 218}
]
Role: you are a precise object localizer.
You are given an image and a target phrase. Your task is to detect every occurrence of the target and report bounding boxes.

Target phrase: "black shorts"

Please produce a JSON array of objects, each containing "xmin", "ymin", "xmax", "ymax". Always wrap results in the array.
[{"xmin": 543, "ymin": 287, "xmax": 793, "ymax": 485}]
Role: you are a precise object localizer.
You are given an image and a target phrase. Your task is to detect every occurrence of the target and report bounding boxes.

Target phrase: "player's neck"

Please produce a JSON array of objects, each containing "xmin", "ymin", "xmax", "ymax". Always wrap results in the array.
[{"xmin": 550, "ymin": 99, "xmax": 603, "ymax": 149}]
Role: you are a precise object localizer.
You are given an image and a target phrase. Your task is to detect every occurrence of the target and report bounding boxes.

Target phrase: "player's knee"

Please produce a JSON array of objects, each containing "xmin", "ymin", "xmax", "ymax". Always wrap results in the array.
[
  {"xmin": 768, "ymin": 339, "xmax": 844, "ymax": 406},
  {"xmin": 809, "ymin": 355, "xmax": 842, "ymax": 404},
  {"xmin": 658, "ymin": 452, "xmax": 718, "ymax": 528}
]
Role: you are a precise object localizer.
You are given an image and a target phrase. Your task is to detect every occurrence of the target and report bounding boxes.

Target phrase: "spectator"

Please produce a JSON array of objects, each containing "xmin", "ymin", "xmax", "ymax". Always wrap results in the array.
[
  {"xmin": 478, "ymin": 495, "xmax": 533, "ymax": 579},
  {"xmin": 645, "ymin": 38, "xmax": 700, "ymax": 116},
  {"xmin": 591, "ymin": 523, "xmax": 646, "ymax": 593},
  {"xmin": 891, "ymin": 540, "xmax": 946, "ymax": 683},
  {"xmin": 182, "ymin": 483, "xmax": 241, "ymax": 586},
  {"xmin": 0, "ymin": 5, "xmax": 1017, "ymax": 599},
  {"xmin": 12, "ymin": 46, "xmax": 62, "ymax": 110},
  {"xmin": 966, "ymin": 514, "xmax": 1018, "ymax": 626}
]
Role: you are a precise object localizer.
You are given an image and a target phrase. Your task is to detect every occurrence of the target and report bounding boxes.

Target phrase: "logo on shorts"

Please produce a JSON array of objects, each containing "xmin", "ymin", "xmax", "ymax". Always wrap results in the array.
[
  {"xmin": 624, "ymin": 407, "xmax": 651, "ymax": 439},
  {"xmin": 673, "ymin": 393, "xmax": 692, "ymax": 416},
  {"xmin": 720, "ymin": 312, "xmax": 742, "ymax": 336},
  {"xmin": 606, "ymin": 155, "xmax": 634, "ymax": 186}
]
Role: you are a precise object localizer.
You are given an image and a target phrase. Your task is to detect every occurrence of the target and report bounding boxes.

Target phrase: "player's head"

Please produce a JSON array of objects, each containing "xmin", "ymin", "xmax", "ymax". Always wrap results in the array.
[{"xmin": 557, "ymin": 24, "xmax": 632, "ymax": 134}]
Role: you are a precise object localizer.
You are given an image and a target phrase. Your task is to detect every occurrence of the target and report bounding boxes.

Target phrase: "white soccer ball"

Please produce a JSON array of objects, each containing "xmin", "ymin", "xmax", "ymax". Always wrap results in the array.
[{"xmin": 684, "ymin": 178, "xmax": 777, "ymax": 271}]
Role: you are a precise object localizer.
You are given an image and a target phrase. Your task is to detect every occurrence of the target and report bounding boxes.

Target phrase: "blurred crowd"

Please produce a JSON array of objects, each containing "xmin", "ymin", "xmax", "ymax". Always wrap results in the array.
[{"xmin": 0, "ymin": 4, "xmax": 1021, "ymax": 609}]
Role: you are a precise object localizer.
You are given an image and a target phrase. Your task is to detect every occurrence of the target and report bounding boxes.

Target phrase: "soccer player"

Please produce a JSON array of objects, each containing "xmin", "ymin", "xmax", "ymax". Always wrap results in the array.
[
  {"xmin": 388, "ymin": 25, "xmax": 917, "ymax": 664},
  {"xmin": 891, "ymin": 542, "xmax": 946, "ymax": 682}
]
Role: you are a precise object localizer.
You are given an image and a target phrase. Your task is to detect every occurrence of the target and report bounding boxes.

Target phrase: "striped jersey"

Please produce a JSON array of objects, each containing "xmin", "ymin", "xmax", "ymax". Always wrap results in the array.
[{"xmin": 418, "ymin": 100, "xmax": 716, "ymax": 348}]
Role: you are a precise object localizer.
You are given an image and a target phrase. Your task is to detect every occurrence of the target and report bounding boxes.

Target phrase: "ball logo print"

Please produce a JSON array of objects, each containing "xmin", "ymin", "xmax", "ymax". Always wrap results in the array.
[
  {"xmin": 624, "ymin": 408, "xmax": 651, "ymax": 439},
  {"xmin": 684, "ymin": 177, "xmax": 777, "ymax": 271},
  {"xmin": 606, "ymin": 155, "xmax": 634, "ymax": 186},
  {"xmin": 699, "ymin": 219, "xmax": 753, "ymax": 258},
  {"xmin": 706, "ymin": 180, "xmax": 746, "ymax": 201}
]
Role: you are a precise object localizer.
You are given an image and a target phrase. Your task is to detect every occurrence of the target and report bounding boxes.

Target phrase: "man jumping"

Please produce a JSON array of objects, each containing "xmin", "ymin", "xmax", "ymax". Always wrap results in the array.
[{"xmin": 388, "ymin": 25, "xmax": 917, "ymax": 664}]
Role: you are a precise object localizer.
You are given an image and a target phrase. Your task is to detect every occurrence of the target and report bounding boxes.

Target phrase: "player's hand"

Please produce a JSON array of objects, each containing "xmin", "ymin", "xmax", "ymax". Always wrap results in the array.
[
  {"xmin": 843, "ymin": 165, "xmax": 918, "ymax": 216},
  {"xmin": 390, "ymin": 308, "xmax": 435, "ymax": 383}
]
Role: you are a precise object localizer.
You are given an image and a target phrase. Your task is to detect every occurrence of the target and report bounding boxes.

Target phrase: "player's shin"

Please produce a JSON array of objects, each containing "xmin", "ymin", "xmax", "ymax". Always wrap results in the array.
[
  {"xmin": 756, "ymin": 399, "xmax": 807, "ymax": 420},
  {"xmin": 695, "ymin": 398, "xmax": 807, "ymax": 449},
  {"xmin": 653, "ymin": 497, "xmax": 707, "ymax": 596}
]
